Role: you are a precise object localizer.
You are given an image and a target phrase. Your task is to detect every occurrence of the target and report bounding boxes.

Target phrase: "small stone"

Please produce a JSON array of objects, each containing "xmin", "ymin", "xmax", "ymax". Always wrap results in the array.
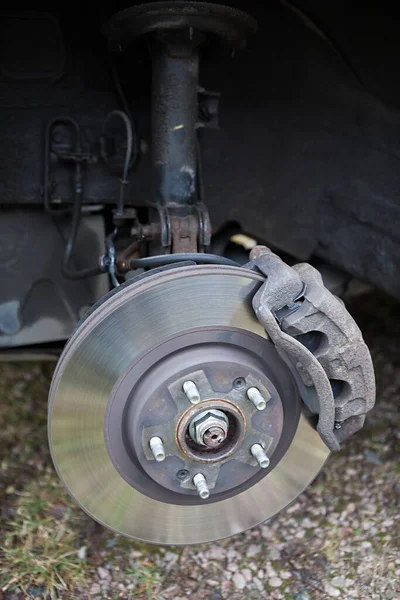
[
  {"xmin": 364, "ymin": 450, "xmax": 382, "ymax": 464},
  {"xmin": 162, "ymin": 585, "xmax": 179, "ymax": 597},
  {"xmin": 90, "ymin": 584, "xmax": 101, "ymax": 595},
  {"xmin": 246, "ymin": 544, "xmax": 261, "ymax": 558},
  {"xmin": 302, "ymin": 518, "xmax": 318, "ymax": 529},
  {"xmin": 232, "ymin": 573, "xmax": 246, "ymax": 590},
  {"xmin": 253, "ymin": 577, "xmax": 264, "ymax": 592},
  {"xmin": 257, "ymin": 569, "xmax": 264, "ymax": 579},
  {"xmin": 208, "ymin": 546, "xmax": 226, "ymax": 560},
  {"xmin": 165, "ymin": 551, "xmax": 178, "ymax": 562},
  {"xmin": 331, "ymin": 576, "xmax": 346, "ymax": 588},
  {"xmin": 78, "ymin": 546, "xmax": 87, "ymax": 560},
  {"xmin": 281, "ymin": 571, "xmax": 292, "ymax": 580},
  {"xmin": 207, "ymin": 579, "xmax": 219, "ymax": 587},
  {"xmin": 165, "ymin": 551, "xmax": 179, "ymax": 568},
  {"xmin": 51, "ymin": 504, "xmax": 67, "ymax": 518},
  {"xmin": 131, "ymin": 550, "xmax": 143, "ymax": 558},
  {"xmin": 346, "ymin": 467, "xmax": 357, "ymax": 476},
  {"xmin": 261, "ymin": 525, "xmax": 271, "ymax": 538},
  {"xmin": 295, "ymin": 529, "xmax": 306, "ymax": 539},
  {"xmin": 265, "ymin": 563, "xmax": 277, "ymax": 578},
  {"xmin": 268, "ymin": 577, "xmax": 282, "ymax": 588},
  {"xmin": 269, "ymin": 548, "xmax": 281, "ymax": 560},
  {"xmin": 382, "ymin": 518, "xmax": 394, "ymax": 527},
  {"xmin": 242, "ymin": 568, "xmax": 252, "ymax": 583},
  {"xmin": 287, "ymin": 502, "xmax": 301, "ymax": 514},
  {"xmin": 324, "ymin": 583, "xmax": 341, "ymax": 597},
  {"xmin": 293, "ymin": 593, "xmax": 310, "ymax": 600},
  {"xmin": 97, "ymin": 567, "xmax": 109, "ymax": 580}
]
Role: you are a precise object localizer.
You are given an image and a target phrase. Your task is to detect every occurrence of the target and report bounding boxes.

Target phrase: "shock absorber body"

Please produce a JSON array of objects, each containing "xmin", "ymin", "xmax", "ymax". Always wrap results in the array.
[{"xmin": 104, "ymin": 2, "xmax": 257, "ymax": 254}]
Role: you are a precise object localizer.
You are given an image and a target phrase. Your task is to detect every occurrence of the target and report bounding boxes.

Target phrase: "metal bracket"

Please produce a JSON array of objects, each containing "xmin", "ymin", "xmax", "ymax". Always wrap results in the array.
[
  {"xmin": 246, "ymin": 246, "xmax": 376, "ymax": 451},
  {"xmin": 100, "ymin": 229, "xmax": 120, "ymax": 288}
]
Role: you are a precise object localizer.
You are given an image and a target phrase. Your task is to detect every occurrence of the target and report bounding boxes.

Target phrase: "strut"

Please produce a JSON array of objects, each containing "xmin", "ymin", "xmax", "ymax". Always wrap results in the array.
[{"xmin": 104, "ymin": 2, "xmax": 257, "ymax": 253}]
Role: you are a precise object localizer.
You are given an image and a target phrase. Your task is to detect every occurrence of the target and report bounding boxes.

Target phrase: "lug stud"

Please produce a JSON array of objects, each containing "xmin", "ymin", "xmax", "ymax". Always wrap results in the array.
[
  {"xmin": 193, "ymin": 473, "xmax": 210, "ymax": 499},
  {"xmin": 247, "ymin": 387, "xmax": 267, "ymax": 410},
  {"xmin": 250, "ymin": 443, "xmax": 270, "ymax": 468},
  {"xmin": 183, "ymin": 380, "xmax": 201, "ymax": 404},
  {"xmin": 149, "ymin": 436, "xmax": 166, "ymax": 462}
]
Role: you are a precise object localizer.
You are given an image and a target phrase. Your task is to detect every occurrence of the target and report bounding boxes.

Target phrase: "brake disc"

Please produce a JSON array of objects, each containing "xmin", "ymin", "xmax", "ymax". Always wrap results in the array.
[{"xmin": 48, "ymin": 264, "xmax": 329, "ymax": 544}]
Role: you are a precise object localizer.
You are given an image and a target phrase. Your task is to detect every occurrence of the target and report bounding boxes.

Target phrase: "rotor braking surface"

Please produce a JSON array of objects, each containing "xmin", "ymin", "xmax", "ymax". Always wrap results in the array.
[{"xmin": 48, "ymin": 264, "xmax": 330, "ymax": 543}]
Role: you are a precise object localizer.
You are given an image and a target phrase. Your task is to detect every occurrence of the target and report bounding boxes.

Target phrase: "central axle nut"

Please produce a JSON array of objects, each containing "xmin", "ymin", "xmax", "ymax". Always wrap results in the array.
[{"xmin": 189, "ymin": 409, "xmax": 229, "ymax": 448}]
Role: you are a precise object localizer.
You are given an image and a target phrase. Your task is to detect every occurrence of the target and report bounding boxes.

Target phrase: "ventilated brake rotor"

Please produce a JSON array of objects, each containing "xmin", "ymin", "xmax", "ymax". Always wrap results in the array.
[{"xmin": 48, "ymin": 265, "xmax": 329, "ymax": 544}]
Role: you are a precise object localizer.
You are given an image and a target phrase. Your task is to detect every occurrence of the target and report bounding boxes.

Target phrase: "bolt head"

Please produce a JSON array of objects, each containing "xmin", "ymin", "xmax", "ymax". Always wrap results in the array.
[{"xmin": 189, "ymin": 409, "xmax": 229, "ymax": 448}]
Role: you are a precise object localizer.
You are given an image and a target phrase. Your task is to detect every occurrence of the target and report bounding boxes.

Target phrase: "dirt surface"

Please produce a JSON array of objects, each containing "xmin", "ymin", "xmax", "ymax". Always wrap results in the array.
[{"xmin": 0, "ymin": 292, "xmax": 399, "ymax": 600}]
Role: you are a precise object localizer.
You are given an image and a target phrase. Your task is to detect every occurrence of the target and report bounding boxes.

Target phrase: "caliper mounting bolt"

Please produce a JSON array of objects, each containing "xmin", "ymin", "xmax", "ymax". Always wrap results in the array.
[
  {"xmin": 193, "ymin": 473, "xmax": 210, "ymax": 499},
  {"xmin": 246, "ymin": 387, "xmax": 267, "ymax": 410},
  {"xmin": 149, "ymin": 436, "xmax": 166, "ymax": 462},
  {"xmin": 183, "ymin": 380, "xmax": 201, "ymax": 404},
  {"xmin": 250, "ymin": 443, "xmax": 270, "ymax": 468}
]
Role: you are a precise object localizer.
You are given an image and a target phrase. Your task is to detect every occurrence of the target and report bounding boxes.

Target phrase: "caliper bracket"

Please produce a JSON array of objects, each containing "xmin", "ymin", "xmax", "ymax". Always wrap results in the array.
[{"xmin": 246, "ymin": 246, "xmax": 375, "ymax": 451}]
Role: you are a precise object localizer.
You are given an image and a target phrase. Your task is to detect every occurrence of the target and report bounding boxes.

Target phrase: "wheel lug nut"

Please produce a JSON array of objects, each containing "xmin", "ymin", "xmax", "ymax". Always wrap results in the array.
[
  {"xmin": 149, "ymin": 436, "xmax": 166, "ymax": 462},
  {"xmin": 250, "ymin": 443, "xmax": 270, "ymax": 468},
  {"xmin": 247, "ymin": 387, "xmax": 267, "ymax": 410},
  {"xmin": 183, "ymin": 380, "xmax": 201, "ymax": 404},
  {"xmin": 193, "ymin": 473, "xmax": 210, "ymax": 499}
]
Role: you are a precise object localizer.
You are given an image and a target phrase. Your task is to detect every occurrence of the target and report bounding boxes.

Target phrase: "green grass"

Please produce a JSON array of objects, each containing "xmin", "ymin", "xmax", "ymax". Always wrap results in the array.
[
  {"xmin": 124, "ymin": 564, "xmax": 163, "ymax": 599},
  {"xmin": 0, "ymin": 472, "xmax": 88, "ymax": 598},
  {"xmin": 0, "ymin": 364, "xmax": 89, "ymax": 598}
]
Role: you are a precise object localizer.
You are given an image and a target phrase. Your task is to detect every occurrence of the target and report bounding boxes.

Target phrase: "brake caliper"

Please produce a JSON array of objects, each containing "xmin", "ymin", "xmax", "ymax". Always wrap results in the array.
[{"xmin": 247, "ymin": 246, "xmax": 375, "ymax": 450}]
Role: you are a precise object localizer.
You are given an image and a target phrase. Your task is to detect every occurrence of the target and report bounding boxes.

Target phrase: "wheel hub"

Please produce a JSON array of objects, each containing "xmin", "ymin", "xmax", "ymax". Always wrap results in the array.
[
  {"xmin": 48, "ymin": 265, "xmax": 329, "ymax": 544},
  {"xmin": 105, "ymin": 326, "xmax": 296, "ymax": 503}
]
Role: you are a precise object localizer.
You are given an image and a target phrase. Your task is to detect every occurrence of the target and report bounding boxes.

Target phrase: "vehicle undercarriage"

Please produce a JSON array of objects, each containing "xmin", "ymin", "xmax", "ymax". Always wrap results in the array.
[{"xmin": 0, "ymin": 1, "xmax": 388, "ymax": 543}]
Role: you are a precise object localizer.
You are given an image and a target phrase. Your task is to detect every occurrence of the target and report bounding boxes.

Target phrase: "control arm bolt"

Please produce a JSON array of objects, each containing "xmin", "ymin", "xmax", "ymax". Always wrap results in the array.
[
  {"xmin": 183, "ymin": 380, "xmax": 201, "ymax": 404},
  {"xmin": 247, "ymin": 387, "xmax": 267, "ymax": 410},
  {"xmin": 149, "ymin": 436, "xmax": 166, "ymax": 462},
  {"xmin": 193, "ymin": 473, "xmax": 210, "ymax": 499},
  {"xmin": 250, "ymin": 443, "xmax": 270, "ymax": 469}
]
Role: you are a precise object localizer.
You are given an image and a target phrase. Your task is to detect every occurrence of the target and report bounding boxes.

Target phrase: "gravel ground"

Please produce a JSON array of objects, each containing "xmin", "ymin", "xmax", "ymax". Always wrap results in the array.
[{"xmin": 0, "ymin": 291, "xmax": 399, "ymax": 600}]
